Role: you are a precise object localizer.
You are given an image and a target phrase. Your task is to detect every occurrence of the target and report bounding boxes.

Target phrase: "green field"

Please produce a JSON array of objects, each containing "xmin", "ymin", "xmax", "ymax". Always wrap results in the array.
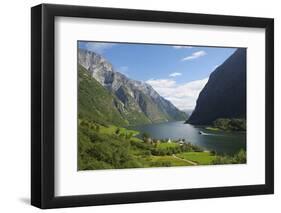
[
  {"xmin": 176, "ymin": 152, "xmax": 216, "ymax": 165},
  {"xmin": 156, "ymin": 142, "xmax": 179, "ymax": 149},
  {"xmin": 145, "ymin": 155, "xmax": 193, "ymax": 167},
  {"xmin": 205, "ymin": 127, "xmax": 220, "ymax": 131}
]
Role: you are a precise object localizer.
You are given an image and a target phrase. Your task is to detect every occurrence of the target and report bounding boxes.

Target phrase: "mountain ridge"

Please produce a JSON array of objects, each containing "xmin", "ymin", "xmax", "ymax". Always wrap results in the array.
[{"xmin": 78, "ymin": 48, "xmax": 187, "ymax": 125}]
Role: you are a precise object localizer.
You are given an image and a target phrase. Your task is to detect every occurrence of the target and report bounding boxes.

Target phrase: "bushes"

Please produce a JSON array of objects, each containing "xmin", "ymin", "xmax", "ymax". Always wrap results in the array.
[
  {"xmin": 78, "ymin": 156, "xmax": 113, "ymax": 170},
  {"xmin": 152, "ymin": 146, "xmax": 180, "ymax": 156},
  {"xmin": 131, "ymin": 139, "xmax": 204, "ymax": 156},
  {"xmin": 210, "ymin": 150, "xmax": 217, "ymax": 156},
  {"xmin": 229, "ymin": 119, "xmax": 246, "ymax": 131},
  {"xmin": 213, "ymin": 118, "xmax": 246, "ymax": 131},
  {"xmin": 212, "ymin": 149, "xmax": 246, "ymax": 165},
  {"xmin": 131, "ymin": 140, "xmax": 203, "ymax": 156},
  {"xmin": 180, "ymin": 143, "xmax": 203, "ymax": 152},
  {"xmin": 150, "ymin": 161, "xmax": 172, "ymax": 167},
  {"xmin": 131, "ymin": 140, "xmax": 152, "ymax": 150},
  {"xmin": 212, "ymin": 156, "xmax": 233, "ymax": 164},
  {"xmin": 213, "ymin": 118, "xmax": 231, "ymax": 130},
  {"xmin": 78, "ymin": 123, "xmax": 144, "ymax": 170},
  {"xmin": 233, "ymin": 149, "xmax": 246, "ymax": 164}
]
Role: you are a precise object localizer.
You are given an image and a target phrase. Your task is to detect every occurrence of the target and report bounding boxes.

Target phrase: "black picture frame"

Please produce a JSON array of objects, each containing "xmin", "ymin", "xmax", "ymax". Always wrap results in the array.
[{"xmin": 31, "ymin": 3, "xmax": 274, "ymax": 209}]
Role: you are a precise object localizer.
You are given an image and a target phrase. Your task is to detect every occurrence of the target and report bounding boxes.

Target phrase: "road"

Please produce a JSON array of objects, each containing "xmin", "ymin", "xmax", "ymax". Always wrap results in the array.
[{"xmin": 172, "ymin": 154, "xmax": 198, "ymax": 165}]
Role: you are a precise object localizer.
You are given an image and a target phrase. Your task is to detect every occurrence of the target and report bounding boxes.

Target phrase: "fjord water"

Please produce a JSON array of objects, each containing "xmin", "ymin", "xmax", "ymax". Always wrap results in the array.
[{"xmin": 129, "ymin": 121, "xmax": 246, "ymax": 155}]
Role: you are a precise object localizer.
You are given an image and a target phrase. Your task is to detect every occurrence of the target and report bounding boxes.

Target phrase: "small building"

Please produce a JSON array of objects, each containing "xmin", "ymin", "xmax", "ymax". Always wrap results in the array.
[{"xmin": 178, "ymin": 140, "xmax": 185, "ymax": 145}]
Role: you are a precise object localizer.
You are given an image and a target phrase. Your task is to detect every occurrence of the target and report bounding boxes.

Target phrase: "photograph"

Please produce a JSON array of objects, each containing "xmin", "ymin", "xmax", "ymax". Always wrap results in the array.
[
  {"xmin": 29, "ymin": 3, "xmax": 274, "ymax": 209},
  {"xmin": 77, "ymin": 41, "xmax": 247, "ymax": 170}
]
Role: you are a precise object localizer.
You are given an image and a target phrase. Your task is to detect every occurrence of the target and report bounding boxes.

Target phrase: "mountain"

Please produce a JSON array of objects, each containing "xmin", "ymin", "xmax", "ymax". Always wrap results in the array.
[
  {"xmin": 182, "ymin": 109, "xmax": 193, "ymax": 118},
  {"xmin": 78, "ymin": 64, "xmax": 129, "ymax": 126},
  {"xmin": 78, "ymin": 49, "xmax": 187, "ymax": 125},
  {"xmin": 187, "ymin": 49, "xmax": 246, "ymax": 125}
]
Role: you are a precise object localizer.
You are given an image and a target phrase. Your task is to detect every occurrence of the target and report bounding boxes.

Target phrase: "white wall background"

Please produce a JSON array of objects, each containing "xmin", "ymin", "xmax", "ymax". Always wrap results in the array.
[{"xmin": 0, "ymin": 0, "xmax": 279, "ymax": 212}]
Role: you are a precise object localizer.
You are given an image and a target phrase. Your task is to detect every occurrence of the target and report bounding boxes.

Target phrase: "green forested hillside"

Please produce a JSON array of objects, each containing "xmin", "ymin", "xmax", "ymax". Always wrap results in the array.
[
  {"xmin": 213, "ymin": 118, "xmax": 246, "ymax": 131},
  {"xmin": 78, "ymin": 64, "xmax": 128, "ymax": 126},
  {"xmin": 79, "ymin": 64, "xmax": 154, "ymax": 126}
]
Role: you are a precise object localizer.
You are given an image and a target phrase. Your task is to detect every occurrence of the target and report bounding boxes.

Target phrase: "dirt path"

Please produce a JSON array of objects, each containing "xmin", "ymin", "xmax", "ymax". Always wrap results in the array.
[{"xmin": 172, "ymin": 154, "xmax": 198, "ymax": 165}]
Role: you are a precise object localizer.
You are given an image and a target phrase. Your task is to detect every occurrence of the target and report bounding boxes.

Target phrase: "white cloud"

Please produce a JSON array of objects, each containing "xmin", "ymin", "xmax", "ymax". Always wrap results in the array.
[
  {"xmin": 84, "ymin": 42, "xmax": 116, "ymax": 54},
  {"xmin": 181, "ymin": 50, "xmax": 207, "ymax": 61},
  {"xmin": 118, "ymin": 66, "xmax": 129, "ymax": 76},
  {"xmin": 146, "ymin": 79, "xmax": 176, "ymax": 88},
  {"xmin": 169, "ymin": 72, "xmax": 182, "ymax": 77},
  {"xmin": 173, "ymin": 45, "xmax": 193, "ymax": 49},
  {"xmin": 146, "ymin": 78, "xmax": 208, "ymax": 110}
]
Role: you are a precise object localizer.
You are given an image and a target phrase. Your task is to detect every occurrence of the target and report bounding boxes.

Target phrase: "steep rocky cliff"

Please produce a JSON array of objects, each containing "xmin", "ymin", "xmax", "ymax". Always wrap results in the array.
[{"xmin": 187, "ymin": 49, "xmax": 246, "ymax": 125}]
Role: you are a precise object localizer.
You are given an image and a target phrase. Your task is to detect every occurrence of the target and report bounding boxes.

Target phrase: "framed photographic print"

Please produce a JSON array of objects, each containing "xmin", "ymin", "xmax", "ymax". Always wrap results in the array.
[{"xmin": 31, "ymin": 3, "xmax": 274, "ymax": 209}]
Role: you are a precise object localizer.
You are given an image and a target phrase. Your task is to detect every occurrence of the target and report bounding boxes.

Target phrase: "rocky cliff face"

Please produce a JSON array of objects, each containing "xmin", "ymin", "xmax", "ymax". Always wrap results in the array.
[
  {"xmin": 187, "ymin": 49, "xmax": 246, "ymax": 125},
  {"xmin": 78, "ymin": 49, "xmax": 187, "ymax": 124}
]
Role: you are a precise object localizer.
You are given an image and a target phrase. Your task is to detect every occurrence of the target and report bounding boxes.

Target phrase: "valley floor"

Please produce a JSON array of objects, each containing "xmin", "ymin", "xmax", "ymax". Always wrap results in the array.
[{"xmin": 78, "ymin": 120, "xmax": 246, "ymax": 170}]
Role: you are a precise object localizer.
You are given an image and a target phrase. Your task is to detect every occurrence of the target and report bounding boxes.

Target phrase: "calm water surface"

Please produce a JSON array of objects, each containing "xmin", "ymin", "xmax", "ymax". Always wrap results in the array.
[{"xmin": 129, "ymin": 121, "xmax": 246, "ymax": 155}]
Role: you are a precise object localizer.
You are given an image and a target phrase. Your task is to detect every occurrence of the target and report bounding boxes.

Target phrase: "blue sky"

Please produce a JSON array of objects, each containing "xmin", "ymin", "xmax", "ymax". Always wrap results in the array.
[{"xmin": 78, "ymin": 41, "xmax": 237, "ymax": 110}]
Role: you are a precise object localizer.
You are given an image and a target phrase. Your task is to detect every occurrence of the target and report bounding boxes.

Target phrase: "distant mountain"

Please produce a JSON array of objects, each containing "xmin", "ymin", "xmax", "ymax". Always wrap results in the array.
[
  {"xmin": 187, "ymin": 49, "xmax": 246, "ymax": 125},
  {"xmin": 78, "ymin": 49, "xmax": 187, "ymax": 125},
  {"xmin": 182, "ymin": 109, "xmax": 193, "ymax": 118}
]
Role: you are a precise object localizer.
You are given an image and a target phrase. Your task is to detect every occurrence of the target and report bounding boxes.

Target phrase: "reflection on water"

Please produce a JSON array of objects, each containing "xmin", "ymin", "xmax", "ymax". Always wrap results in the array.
[{"xmin": 129, "ymin": 121, "xmax": 246, "ymax": 155}]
